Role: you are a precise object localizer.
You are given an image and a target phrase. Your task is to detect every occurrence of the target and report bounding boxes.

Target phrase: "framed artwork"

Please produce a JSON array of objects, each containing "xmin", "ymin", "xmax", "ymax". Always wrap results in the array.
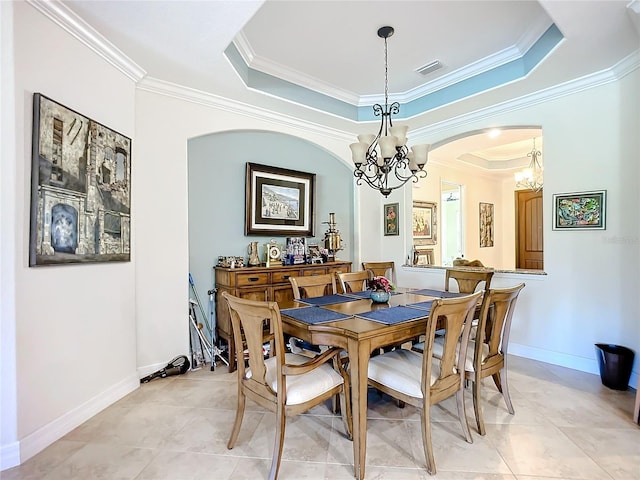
[
  {"xmin": 245, "ymin": 163, "xmax": 316, "ymax": 236},
  {"xmin": 412, "ymin": 200, "xmax": 437, "ymax": 245},
  {"xmin": 384, "ymin": 203, "xmax": 399, "ymax": 236},
  {"xmin": 29, "ymin": 93, "xmax": 131, "ymax": 266},
  {"xmin": 552, "ymin": 190, "xmax": 607, "ymax": 230},
  {"xmin": 479, "ymin": 202, "xmax": 494, "ymax": 247},
  {"xmin": 413, "ymin": 246, "xmax": 434, "ymax": 266}
]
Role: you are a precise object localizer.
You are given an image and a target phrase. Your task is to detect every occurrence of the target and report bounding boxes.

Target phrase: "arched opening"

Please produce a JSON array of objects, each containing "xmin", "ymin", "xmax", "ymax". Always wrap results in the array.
[{"xmin": 413, "ymin": 126, "xmax": 544, "ymax": 271}]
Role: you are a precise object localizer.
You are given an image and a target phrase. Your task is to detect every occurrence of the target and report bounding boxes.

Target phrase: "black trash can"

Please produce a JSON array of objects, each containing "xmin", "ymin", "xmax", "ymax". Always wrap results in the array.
[{"xmin": 594, "ymin": 344, "xmax": 635, "ymax": 391}]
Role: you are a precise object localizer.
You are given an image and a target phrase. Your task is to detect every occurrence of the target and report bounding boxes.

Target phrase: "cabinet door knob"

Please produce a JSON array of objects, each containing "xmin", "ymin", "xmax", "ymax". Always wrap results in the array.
[
  {"xmin": 282, "ymin": 275, "xmax": 290, "ymax": 280},
  {"xmin": 248, "ymin": 277, "xmax": 259, "ymax": 282}
]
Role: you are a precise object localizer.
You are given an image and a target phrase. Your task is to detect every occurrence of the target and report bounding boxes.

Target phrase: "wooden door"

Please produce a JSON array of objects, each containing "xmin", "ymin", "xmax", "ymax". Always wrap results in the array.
[{"xmin": 516, "ymin": 190, "xmax": 544, "ymax": 270}]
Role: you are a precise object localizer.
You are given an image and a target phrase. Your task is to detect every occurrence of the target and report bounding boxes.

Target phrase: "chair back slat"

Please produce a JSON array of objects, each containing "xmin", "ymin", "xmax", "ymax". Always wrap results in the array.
[
  {"xmin": 337, "ymin": 270, "xmax": 373, "ymax": 293},
  {"xmin": 222, "ymin": 292, "xmax": 283, "ymax": 396},
  {"xmin": 289, "ymin": 274, "xmax": 337, "ymax": 299},
  {"xmin": 362, "ymin": 261, "xmax": 396, "ymax": 284},
  {"xmin": 475, "ymin": 283, "xmax": 525, "ymax": 366},
  {"xmin": 445, "ymin": 268, "xmax": 494, "ymax": 293},
  {"xmin": 421, "ymin": 291, "xmax": 482, "ymax": 397}
]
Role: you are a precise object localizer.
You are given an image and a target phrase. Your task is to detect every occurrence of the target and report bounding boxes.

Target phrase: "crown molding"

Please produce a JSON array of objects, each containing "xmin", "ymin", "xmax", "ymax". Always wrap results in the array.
[
  {"xmin": 27, "ymin": 0, "xmax": 146, "ymax": 82},
  {"xmin": 137, "ymin": 77, "xmax": 353, "ymax": 144}
]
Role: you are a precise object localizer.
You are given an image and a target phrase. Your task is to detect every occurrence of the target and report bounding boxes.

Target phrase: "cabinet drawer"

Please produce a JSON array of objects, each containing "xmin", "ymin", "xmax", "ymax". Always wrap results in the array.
[
  {"xmin": 235, "ymin": 272, "xmax": 269, "ymax": 286},
  {"xmin": 272, "ymin": 270, "xmax": 298, "ymax": 283},
  {"xmin": 302, "ymin": 267, "xmax": 328, "ymax": 277}
]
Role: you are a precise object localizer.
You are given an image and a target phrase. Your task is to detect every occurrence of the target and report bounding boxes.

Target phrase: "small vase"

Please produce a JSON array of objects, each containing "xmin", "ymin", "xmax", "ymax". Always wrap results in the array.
[{"xmin": 370, "ymin": 290, "xmax": 390, "ymax": 303}]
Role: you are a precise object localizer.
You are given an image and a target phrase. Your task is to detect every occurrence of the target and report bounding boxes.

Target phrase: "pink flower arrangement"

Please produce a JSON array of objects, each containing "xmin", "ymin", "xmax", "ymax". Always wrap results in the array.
[{"xmin": 367, "ymin": 275, "xmax": 395, "ymax": 293}]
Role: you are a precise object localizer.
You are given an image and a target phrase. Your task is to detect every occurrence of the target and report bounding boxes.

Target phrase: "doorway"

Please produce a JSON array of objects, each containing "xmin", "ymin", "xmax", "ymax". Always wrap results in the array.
[
  {"xmin": 441, "ymin": 181, "xmax": 463, "ymax": 265},
  {"xmin": 516, "ymin": 189, "xmax": 543, "ymax": 270}
]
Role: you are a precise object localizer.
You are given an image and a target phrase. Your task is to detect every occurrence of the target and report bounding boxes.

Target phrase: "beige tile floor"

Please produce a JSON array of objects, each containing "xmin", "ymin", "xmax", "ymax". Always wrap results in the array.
[{"xmin": 3, "ymin": 355, "xmax": 638, "ymax": 480}]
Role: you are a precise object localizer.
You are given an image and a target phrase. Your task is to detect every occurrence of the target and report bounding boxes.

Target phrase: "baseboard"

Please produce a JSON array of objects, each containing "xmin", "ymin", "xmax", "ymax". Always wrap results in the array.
[
  {"xmin": 17, "ymin": 373, "xmax": 139, "ymax": 465},
  {"xmin": 510, "ymin": 342, "xmax": 638, "ymax": 389},
  {"xmin": 0, "ymin": 441, "xmax": 20, "ymax": 471}
]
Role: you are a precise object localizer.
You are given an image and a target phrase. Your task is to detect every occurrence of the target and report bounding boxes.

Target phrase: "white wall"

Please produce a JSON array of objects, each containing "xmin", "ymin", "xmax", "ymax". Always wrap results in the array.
[{"xmin": 2, "ymin": 3, "xmax": 138, "ymax": 467}]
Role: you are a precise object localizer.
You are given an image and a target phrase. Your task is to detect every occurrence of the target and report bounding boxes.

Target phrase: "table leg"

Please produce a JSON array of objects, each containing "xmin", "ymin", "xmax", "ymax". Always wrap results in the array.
[{"xmin": 348, "ymin": 337, "xmax": 371, "ymax": 480}]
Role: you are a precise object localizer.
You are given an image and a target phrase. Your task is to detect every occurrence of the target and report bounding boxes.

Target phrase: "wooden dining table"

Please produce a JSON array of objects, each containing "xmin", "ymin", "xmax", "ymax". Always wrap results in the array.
[{"xmin": 279, "ymin": 288, "xmax": 463, "ymax": 480}]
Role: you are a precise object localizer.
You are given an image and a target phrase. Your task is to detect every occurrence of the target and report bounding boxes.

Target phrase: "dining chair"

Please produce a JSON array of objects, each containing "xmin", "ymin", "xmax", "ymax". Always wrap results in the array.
[
  {"xmin": 362, "ymin": 261, "xmax": 396, "ymax": 284},
  {"xmin": 337, "ymin": 270, "xmax": 373, "ymax": 294},
  {"xmin": 289, "ymin": 273, "xmax": 337, "ymax": 299},
  {"xmin": 444, "ymin": 267, "xmax": 494, "ymax": 293},
  {"xmin": 464, "ymin": 283, "xmax": 525, "ymax": 435},
  {"xmin": 367, "ymin": 291, "xmax": 482, "ymax": 475},
  {"xmin": 222, "ymin": 292, "xmax": 352, "ymax": 480}
]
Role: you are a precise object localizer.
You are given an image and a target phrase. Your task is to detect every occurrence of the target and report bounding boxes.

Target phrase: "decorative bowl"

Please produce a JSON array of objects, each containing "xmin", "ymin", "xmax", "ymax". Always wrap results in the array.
[{"xmin": 370, "ymin": 290, "xmax": 390, "ymax": 303}]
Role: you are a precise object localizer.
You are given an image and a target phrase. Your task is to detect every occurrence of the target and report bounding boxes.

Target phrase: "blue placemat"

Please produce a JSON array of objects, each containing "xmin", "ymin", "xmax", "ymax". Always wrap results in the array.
[
  {"xmin": 412, "ymin": 289, "xmax": 466, "ymax": 298},
  {"xmin": 344, "ymin": 290, "xmax": 401, "ymax": 299},
  {"xmin": 298, "ymin": 294, "xmax": 361, "ymax": 306},
  {"xmin": 355, "ymin": 306, "xmax": 429, "ymax": 325},
  {"xmin": 281, "ymin": 306, "xmax": 351, "ymax": 324},
  {"xmin": 407, "ymin": 300, "xmax": 434, "ymax": 312}
]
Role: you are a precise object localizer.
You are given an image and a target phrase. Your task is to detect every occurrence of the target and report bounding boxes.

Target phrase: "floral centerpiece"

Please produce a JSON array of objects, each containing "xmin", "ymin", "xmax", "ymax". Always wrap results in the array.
[{"xmin": 367, "ymin": 276, "xmax": 395, "ymax": 293}]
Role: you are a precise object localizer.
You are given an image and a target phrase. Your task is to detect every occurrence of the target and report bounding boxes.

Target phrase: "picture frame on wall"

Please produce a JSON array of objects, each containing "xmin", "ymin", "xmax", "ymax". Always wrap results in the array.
[
  {"xmin": 412, "ymin": 200, "xmax": 437, "ymax": 245},
  {"xmin": 29, "ymin": 93, "xmax": 132, "ymax": 266},
  {"xmin": 245, "ymin": 163, "xmax": 316, "ymax": 236},
  {"xmin": 552, "ymin": 190, "xmax": 607, "ymax": 230},
  {"xmin": 383, "ymin": 203, "xmax": 399, "ymax": 236},
  {"xmin": 479, "ymin": 202, "xmax": 494, "ymax": 247}
]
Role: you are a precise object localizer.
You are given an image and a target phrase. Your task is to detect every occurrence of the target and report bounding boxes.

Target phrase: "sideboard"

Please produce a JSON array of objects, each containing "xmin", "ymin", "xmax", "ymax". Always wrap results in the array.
[{"xmin": 214, "ymin": 261, "xmax": 351, "ymax": 372}]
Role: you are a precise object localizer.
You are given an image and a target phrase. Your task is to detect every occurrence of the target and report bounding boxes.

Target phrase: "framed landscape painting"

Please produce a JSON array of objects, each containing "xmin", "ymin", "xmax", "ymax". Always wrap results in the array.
[
  {"xmin": 29, "ymin": 93, "xmax": 131, "ymax": 266},
  {"xmin": 552, "ymin": 190, "xmax": 606, "ymax": 230},
  {"xmin": 245, "ymin": 163, "xmax": 316, "ymax": 236}
]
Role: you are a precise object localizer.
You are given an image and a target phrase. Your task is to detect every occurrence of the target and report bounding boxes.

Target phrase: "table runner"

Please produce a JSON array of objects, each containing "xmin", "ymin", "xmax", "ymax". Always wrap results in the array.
[
  {"xmin": 298, "ymin": 294, "xmax": 361, "ymax": 306},
  {"xmin": 281, "ymin": 306, "xmax": 351, "ymax": 324},
  {"xmin": 355, "ymin": 306, "xmax": 428, "ymax": 325}
]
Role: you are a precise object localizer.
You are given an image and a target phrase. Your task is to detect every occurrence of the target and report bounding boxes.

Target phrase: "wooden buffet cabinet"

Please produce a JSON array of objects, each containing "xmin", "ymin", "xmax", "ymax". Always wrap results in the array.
[{"xmin": 214, "ymin": 261, "xmax": 351, "ymax": 372}]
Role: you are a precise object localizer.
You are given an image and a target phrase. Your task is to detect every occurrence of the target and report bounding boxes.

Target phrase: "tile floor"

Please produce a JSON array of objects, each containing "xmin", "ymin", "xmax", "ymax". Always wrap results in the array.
[{"xmin": 3, "ymin": 355, "xmax": 638, "ymax": 480}]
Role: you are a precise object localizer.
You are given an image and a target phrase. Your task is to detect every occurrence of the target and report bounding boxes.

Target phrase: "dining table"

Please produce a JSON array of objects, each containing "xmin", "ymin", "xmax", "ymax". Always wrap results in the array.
[{"xmin": 279, "ymin": 287, "xmax": 468, "ymax": 480}]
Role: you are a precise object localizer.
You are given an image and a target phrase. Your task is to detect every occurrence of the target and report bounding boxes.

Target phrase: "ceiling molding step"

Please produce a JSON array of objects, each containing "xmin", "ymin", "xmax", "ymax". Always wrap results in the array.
[
  {"xmin": 28, "ymin": 0, "xmax": 146, "ymax": 82},
  {"xmin": 233, "ymin": 32, "xmax": 361, "ymax": 106},
  {"xmin": 457, "ymin": 153, "xmax": 530, "ymax": 171},
  {"xmin": 136, "ymin": 77, "xmax": 353, "ymax": 144}
]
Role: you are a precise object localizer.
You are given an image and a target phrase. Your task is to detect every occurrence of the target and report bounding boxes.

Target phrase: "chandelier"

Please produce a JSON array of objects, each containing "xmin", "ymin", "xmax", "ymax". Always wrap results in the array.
[
  {"xmin": 349, "ymin": 26, "xmax": 430, "ymax": 197},
  {"xmin": 515, "ymin": 137, "xmax": 543, "ymax": 192}
]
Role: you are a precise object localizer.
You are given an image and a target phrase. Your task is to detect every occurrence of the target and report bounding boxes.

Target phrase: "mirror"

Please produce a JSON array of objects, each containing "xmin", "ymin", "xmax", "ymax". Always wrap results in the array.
[{"xmin": 440, "ymin": 181, "xmax": 463, "ymax": 265}]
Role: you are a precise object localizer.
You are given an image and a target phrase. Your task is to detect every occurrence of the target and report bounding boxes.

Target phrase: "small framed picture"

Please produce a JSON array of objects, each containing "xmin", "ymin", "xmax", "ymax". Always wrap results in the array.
[
  {"xmin": 552, "ymin": 190, "xmax": 606, "ymax": 230},
  {"xmin": 413, "ymin": 246, "xmax": 434, "ymax": 266},
  {"xmin": 286, "ymin": 237, "xmax": 306, "ymax": 264},
  {"xmin": 384, "ymin": 203, "xmax": 399, "ymax": 236}
]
